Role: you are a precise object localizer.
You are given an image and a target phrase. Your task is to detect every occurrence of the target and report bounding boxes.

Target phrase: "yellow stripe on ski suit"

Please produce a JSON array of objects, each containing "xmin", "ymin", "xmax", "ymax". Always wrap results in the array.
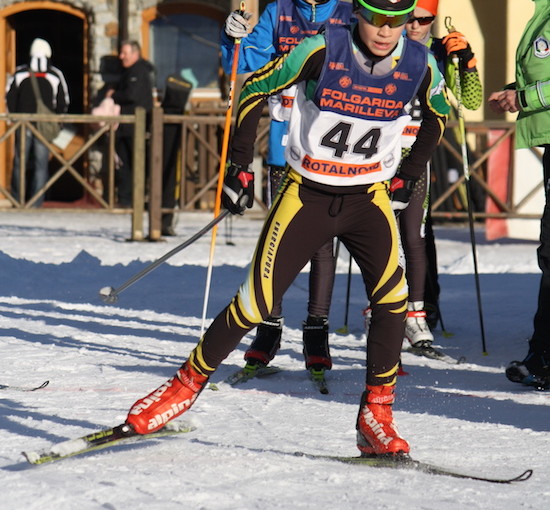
[
  {"xmin": 227, "ymin": 186, "xmax": 302, "ymax": 328},
  {"xmin": 370, "ymin": 184, "xmax": 408, "ymax": 312}
]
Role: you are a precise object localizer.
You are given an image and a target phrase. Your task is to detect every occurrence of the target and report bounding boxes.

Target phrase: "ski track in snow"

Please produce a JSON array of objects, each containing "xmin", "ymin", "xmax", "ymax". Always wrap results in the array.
[{"xmin": 0, "ymin": 211, "xmax": 548, "ymax": 509}]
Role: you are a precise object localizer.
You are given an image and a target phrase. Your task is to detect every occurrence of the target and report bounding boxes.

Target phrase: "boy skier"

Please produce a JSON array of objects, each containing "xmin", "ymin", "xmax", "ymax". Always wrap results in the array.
[{"xmin": 126, "ymin": 0, "xmax": 449, "ymax": 456}]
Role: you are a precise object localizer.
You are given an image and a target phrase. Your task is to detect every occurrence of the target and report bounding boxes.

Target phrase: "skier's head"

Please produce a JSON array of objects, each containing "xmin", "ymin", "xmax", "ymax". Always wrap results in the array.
[
  {"xmin": 354, "ymin": 0, "xmax": 416, "ymax": 57},
  {"xmin": 405, "ymin": 0, "xmax": 437, "ymax": 42},
  {"xmin": 353, "ymin": 0, "xmax": 417, "ymax": 27}
]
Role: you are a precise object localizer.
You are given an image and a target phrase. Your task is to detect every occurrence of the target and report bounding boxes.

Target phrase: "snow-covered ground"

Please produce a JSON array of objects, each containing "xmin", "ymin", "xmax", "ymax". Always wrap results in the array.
[{"xmin": 0, "ymin": 210, "xmax": 548, "ymax": 509}]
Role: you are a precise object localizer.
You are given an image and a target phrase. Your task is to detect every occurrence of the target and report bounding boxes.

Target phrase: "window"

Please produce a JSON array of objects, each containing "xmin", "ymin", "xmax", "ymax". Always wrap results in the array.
[{"xmin": 150, "ymin": 13, "xmax": 221, "ymax": 98}]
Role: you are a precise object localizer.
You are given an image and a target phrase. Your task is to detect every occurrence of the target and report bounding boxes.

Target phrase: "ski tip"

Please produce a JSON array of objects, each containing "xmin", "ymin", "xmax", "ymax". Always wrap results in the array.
[
  {"xmin": 22, "ymin": 451, "xmax": 40, "ymax": 464},
  {"xmin": 514, "ymin": 469, "xmax": 533, "ymax": 482},
  {"xmin": 35, "ymin": 380, "xmax": 50, "ymax": 390}
]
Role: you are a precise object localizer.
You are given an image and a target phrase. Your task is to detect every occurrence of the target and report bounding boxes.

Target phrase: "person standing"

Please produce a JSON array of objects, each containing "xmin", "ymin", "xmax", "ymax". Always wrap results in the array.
[
  {"xmin": 221, "ymin": 0, "xmax": 353, "ymax": 382},
  {"xmin": 106, "ymin": 40, "xmax": 154, "ymax": 207},
  {"xmin": 488, "ymin": 0, "xmax": 550, "ymax": 390},
  {"xmin": 125, "ymin": 0, "xmax": 449, "ymax": 456},
  {"xmin": 401, "ymin": 0, "xmax": 482, "ymax": 350},
  {"xmin": 6, "ymin": 38, "xmax": 69, "ymax": 207}
]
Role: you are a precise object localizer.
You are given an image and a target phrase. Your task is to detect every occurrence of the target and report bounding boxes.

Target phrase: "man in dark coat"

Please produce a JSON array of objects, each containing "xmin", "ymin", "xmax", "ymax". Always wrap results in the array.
[{"xmin": 106, "ymin": 40, "xmax": 154, "ymax": 207}]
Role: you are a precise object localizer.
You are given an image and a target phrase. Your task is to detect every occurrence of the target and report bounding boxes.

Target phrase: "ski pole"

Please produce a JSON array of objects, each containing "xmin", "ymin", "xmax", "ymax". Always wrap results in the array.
[
  {"xmin": 445, "ymin": 17, "xmax": 488, "ymax": 354},
  {"xmin": 99, "ymin": 209, "xmax": 230, "ymax": 304},
  {"xmin": 200, "ymin": 1, "xmax": 246, "ymax": 335},
  {"xmin": 336, "ymin": 251, "xmax": 353, "ymax": 334}
]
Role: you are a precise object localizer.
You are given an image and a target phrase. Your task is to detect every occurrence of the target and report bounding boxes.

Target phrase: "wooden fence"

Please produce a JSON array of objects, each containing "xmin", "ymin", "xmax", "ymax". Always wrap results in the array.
[{"xmin": 0, "ymin": 110, "xmax": 543, "ymax": 240}]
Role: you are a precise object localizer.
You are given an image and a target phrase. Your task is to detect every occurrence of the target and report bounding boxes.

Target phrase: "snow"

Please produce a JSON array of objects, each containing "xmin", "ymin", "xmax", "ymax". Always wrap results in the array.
[{"xmin": 1, "ymin": 210, "xmax": 548, "ymax": 509}]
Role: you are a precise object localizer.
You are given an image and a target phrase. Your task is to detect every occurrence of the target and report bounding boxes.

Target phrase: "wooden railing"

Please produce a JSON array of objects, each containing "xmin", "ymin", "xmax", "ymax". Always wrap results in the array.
[
  {"xmin": 431, "ymin": 120, "xmax": 543, "ymax": 220},
  {"xmin": 0, "ymin": 110, "xmax": 542, "ymax": 240}
]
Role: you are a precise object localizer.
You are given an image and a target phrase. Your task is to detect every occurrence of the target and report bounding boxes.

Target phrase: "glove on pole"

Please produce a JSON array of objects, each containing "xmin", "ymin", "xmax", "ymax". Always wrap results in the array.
[
  {"xmin": 201, "ymin": 1, "xmax": 247, "ymax": 335},
  {"xmin": 445, "ymin": 16, "xmax": 487, "ymax": 354}
]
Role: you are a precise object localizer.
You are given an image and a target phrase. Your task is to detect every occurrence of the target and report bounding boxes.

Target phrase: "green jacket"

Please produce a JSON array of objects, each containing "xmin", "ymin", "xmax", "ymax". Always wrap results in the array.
[{"xmin": 514, "ymin": 0, "xmax": 550, "ymax": 149}]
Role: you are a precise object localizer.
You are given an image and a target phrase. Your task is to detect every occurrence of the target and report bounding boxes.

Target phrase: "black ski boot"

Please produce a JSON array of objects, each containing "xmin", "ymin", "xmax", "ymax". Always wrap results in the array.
[
  {"xmin": 244, "ymin": 316, "xmax": 284, "ymax": 369},
  {"xmin": 303, "ymin": 315, "xmax": 332, "ymax": 394},
  {"xmin": 303, "ymin": 315, "xmax": 332, "ymax": 370}
]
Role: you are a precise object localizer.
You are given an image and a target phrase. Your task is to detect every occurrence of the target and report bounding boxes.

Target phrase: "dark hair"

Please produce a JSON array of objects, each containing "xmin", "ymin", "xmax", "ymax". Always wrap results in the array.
[{"xmin": 120, "ymin": 40, "xmax": 141, "ymax": 54}]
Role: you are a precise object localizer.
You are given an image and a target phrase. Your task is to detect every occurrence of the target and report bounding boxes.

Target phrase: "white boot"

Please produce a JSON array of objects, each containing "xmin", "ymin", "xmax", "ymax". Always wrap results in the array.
[{"xmin": 405, "ymin": 301, "xmax": 434, "ymax": 347}]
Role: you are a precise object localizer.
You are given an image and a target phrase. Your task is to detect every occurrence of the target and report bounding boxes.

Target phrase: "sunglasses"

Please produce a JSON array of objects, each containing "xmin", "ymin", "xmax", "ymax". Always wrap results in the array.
[
  {"xmin": 357, "ymin": 8, "xmax": 412, "ymax": 28},
  {"xmin": 406, "ymin": 16, "xmax": 435, "ymax": 26}
]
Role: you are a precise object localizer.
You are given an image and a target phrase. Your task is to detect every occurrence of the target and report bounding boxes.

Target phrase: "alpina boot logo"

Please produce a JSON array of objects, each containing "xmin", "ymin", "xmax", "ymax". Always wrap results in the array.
[
  {"xmin": 129, "ymin": 378, "xmax": 175, "ymax": 415},
  {"xmin": 147, "ymin": 394, "xmax": 198, "ymax": 431},
  {"xmin": 362, "ymin": 408, "xmax": 392, "ymax": 446}
]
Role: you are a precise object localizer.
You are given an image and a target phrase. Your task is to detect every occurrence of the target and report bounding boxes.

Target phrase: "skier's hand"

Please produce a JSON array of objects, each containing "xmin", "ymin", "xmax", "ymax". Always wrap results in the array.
[
  {"xmin": 224, "ymin": 10, "xmax": 252, "ymax": 39},
  {"xmin": 442, "ymin": 31, "xmax": 476, "ymax": 69},
  {"xmin": 222, "ymin": 162, "xmax": 255, "ymax": 215},
  {"xmin": 389, "ymin": 172, "xmax": 417, "ymax": 215}
]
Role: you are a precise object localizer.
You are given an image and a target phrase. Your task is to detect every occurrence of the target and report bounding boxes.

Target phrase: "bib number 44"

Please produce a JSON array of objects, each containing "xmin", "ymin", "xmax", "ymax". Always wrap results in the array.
[{"xmin": 320, "ymin": 122, "xmax": 381, "ymax": 159}]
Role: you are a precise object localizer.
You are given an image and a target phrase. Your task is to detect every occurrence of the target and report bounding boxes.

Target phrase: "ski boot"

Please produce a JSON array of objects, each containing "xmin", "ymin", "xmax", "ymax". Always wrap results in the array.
[
  {"xmin": 303, "ymin": 315, "xmax": 331, "ymax": 392},
  {"xmin": 243, "ymin": 316, "xmax": 284, "ymax": 374},
  {"xmin": 506, "ymin": 352, "xmax": 550, "ymax": 390},
  {"xmin": 126, "ymin": 361, "xmax": 208, "ymax": 434},
  {"xmin": 303, "ymin": 315, "xmax": 332, "ymax": 371},
  {"xmin": 356, "ymin": 385, "xmax": 410, "ymax": 456},
  {"xmin": 405, "ymin": 301, "xmax": 434, "ymax": 348}
]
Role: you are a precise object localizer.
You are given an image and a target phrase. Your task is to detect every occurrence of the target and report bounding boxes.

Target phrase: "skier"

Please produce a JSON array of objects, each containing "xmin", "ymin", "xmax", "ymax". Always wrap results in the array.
[
  {"xmin": 399, "ymin": 0, "xmax": 482, "ymax": 352},
  {"xmin": 489, "ymin": 0, "xmax": 550, "ymax": 390},
  {"xmin": 221, "ymin": 0, "xmax": 354, "ymax": 382},
  {"xmin": 126, "ymin": 0, "xmax": 449, "ymax": 456}
]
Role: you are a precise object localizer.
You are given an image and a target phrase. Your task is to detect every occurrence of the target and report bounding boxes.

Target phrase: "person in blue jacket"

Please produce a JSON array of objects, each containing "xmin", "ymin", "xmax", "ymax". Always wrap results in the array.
[{"xmin": 220, "ymin": 0, "xmax": 354, "ymax": 384}]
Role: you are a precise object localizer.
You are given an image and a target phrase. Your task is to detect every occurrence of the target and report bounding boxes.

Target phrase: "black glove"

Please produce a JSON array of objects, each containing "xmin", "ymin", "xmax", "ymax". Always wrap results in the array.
[
  {"xmin": 222, "ymin": 163, "xmax": 255, "ymax": 215},
  {"xmin": 389, "ymin": 172, "xmax": 417, "ymax": 215}
]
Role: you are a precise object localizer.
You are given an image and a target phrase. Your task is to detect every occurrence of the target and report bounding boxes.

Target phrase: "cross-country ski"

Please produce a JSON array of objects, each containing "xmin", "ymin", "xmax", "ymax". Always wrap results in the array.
[{"xmin": 0, "ymin": 380, "xmax": 49, "ymax": 392}]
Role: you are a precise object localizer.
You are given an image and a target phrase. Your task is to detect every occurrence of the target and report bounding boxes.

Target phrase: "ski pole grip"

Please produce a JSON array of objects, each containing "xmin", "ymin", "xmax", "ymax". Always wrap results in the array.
[{"xmin": 444, "ymin": 16, "xmax": 455, "ymax": 33}]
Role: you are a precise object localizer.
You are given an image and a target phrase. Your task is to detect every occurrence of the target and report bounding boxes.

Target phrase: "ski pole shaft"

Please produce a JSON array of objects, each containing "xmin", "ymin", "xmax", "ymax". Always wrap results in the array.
[
  {"xmin": 201, "ymin": 1, "xmax": 246, "ymax": 335},
  {"xmin": 343, "ymin": 252, "xmax": 352, "ymax": 327},
  {"xmin": 99, "ymin": 210, "xmax": 230, "ymax": 304},
  {"xmin": 336, "ymin": 251, "xmax": 353, "ymax": 334},
  {"xmin": 447, "ymin": 17, "xmax": 488, "ymax": 354}
]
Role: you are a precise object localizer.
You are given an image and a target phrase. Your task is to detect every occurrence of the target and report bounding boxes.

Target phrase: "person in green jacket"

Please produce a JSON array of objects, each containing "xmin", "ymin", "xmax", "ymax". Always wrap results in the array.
[{"xmin": 488, "ymin": 0, "xmax": 550, "ymax": 390}]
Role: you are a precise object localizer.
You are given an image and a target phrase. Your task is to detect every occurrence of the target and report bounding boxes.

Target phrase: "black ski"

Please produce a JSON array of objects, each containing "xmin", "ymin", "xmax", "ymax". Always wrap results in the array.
[
  {"xmin": 294, "ymin": 452, "xmax": 532, "ymax": 484},
  {"xmin": 405, "ymin": 345, "xmax": 466, "ymax": 365},
  {"xmin": 22, "ymin": 420, "xmax": 196, "ymax": 465},
  {"xmin": 0, "ymin": 380, "xmax": 49, "ymax": 392},
  {"xmin": 309, "ymin": 368, "xmax": 329, "ymax": 394},
  {"xmin": 224, "ymin": 364, "xmax": 282, "ymax": 385}
]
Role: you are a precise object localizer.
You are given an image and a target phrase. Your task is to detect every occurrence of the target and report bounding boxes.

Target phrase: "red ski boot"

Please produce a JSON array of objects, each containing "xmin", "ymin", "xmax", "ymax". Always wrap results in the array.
[
  {"xmin": 126, "ymin": 361, "xmax": 208, "ymax": 434},
  {"xmin": 356, "ymin": 385, "xmax": 410, "ymax": 456}
]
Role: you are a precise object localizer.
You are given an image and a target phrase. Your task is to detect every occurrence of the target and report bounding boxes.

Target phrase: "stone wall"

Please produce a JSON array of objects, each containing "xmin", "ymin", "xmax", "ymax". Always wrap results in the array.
[{"xmin": 0, "ymin": 0, "xmax": 233, "ymax": 103}]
